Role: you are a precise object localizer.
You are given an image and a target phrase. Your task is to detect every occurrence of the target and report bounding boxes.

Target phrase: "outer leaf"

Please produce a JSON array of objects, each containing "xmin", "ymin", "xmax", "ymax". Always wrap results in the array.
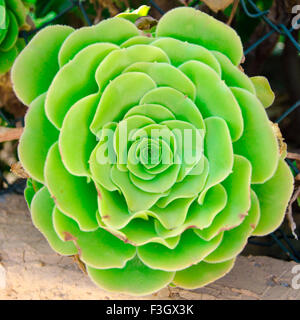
[
  {"xmin": 196, "ymin": 155, "xmax": 251, "ymax": 240},
  {"xmin": 137, "ymin": 229, "xmax": 223, "ymax": 271},
  {"xmin": 59, "ymin": 94, "xmax": 99, "ymax": 176},
  {"xmin": 156, "ymin": 7, "xmax": 243, "ymax": 65},
  {"xmin": 204, "ymin": 190, "xmax": 260, "ymax": 263},
  {"xmin": 18, "ymin": 93, "xmax": 59, "ymax": 183},
  {"xmin": 252, "ymin": 159, "xmax": 294, "ymax": 236},
  {"xmin": 31, "ymin": 187, "xmax": 77, "ymax": 255},
  {"xmin": 53, "ymin": 207, "xmax": 136, "ymax": 269},
  {"xmin": 11, "ymin": 25, "xmax": 74, "ymax": 105},
  {"xmin": 173, "ymin": 259, "xmax": 235, "ymax": 289},
  {"xmin": 46, "ymin": 43, "xmax": 117, "ymax": 128},
  {"xmin": 232, "ymin": 87, "xmax": 279, "ymax": 183},
  {"xmin": 250, "ymin": 76, "xmax": 275, "ymax": 108},
  {"xmin": 87, "ymin": 256, "xmax": 174, "ymax": 296},
  {"xmin": 58, "ymin": 17, "xmax": 139, "ymax": 66},
  {"xmin": 45, "ymin": 143, "xmax": 98, "ymax": 231}
]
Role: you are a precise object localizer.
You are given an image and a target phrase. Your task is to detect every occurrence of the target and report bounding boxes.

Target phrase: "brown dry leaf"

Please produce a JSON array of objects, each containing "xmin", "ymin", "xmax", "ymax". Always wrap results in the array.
[
  {"xmin": 0, "ymin": 127, "xmax": 23, "ymax": 143},
  {"xmin": 202, "ymin": 0, "xmax": 234, "ymax": 12},
  {"xmin": 72, "ymin": 255, "xmax": 87, "ymax": 275},
  {"xmin": 10, "ymin": 162, "xmax": 30, "ymax": 179},
  {"xmin": 271, "ymin": 122, "xmax": 287, "ymax": 157},
  {"xmin": 0, "ymin": 73, "xmax": 27, "ymax": 119}
]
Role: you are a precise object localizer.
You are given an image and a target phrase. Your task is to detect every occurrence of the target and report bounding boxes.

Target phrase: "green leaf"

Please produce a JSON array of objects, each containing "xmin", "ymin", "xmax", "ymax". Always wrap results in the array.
[
  {"xmin": 212, "ymin": 51, "xmax": 255, "ymax": 94},
  {"xmin": 11, "ymin": 25, "xmax": 74, "ymax": 105},
  {"xmin": 204, "ymin": 190, "xmax": 260, "ymax": 263},
  {"xmin": 156, "ymin": 7, "xmax": 243, "ymax": 65},
  {"xmin": 124, "ymin": 62, "xmax": 196, "ymax": 101},
  {"xmin": 137, "ymin": 229, "xmax": 223, "ymax": 271},
  {"xmin": 252, "ymin": 159, "xmax": 294, "ymax": 236},
  {"xmin": 90, "ymin": 72, "xmax": 156, "ymax": 134},
  {"xmin": 31, "ymin": 187, "xmax": 78, "ymax": 255},
  {"xmin": 59, "ymin": 93, "xmax": 99, "ymax": 176},
  {"xmin": 196, "ymin": 155, "xmax": 251, "ymax": 240},
  {"xmin": 199, "ymin": 116, "xmax": 233, "ymax": 203},
  {"xmin": 46, "ymin": 43, "xmax": 117, "ymax": 129},
  {"xmin": 87, "ymin": 256, "xmax": 174, "ymax": 296},
  {"xmin": 53, "ymin": 207, "xmax": 136, "ymax": 269},
  {"xmin": 0, "ymin": 10, "xmax": 18, "ymax": 52},
  {"xmin": 180, "ymin": 60, "xmax": 243, "ymax": 141},
  {"xmin": 152, "ymin": 37, "xmax": 221, "ymax": 75},
  {"xmin": 18, "ymin": 93, "xmax": 59, "ymax": 183},
  {"xmin": 173, "ymin": 258, "xmax": 235, "ymax": 289},
  {"xmin": 232, "ymin": 87, "xmax": 279, "ymax": 183},
  {"xmin": 250, "ymin": 76, "xmax": 275, "ymax": 108},
  {"xmin": 58, "ymin": 17, "xmax": 139, "ymax": 66},
  {"xmin": 45, "ymin": 143, "xmax": 98, "ymax": 231}
]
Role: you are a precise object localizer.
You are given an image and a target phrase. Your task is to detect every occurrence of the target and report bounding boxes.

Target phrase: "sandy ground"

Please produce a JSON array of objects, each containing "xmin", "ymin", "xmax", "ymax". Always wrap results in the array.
[{"xmin": 0, "ymin": 193, "xmax": 299, "ymax": 300}]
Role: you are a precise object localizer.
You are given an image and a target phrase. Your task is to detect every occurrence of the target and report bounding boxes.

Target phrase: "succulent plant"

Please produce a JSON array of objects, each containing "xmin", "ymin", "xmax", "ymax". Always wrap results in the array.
[
  {"xmin": 12, "ymin": 7, "xmax": 294, "ymax": 296},
  {"xmin": 0, "ymin": 0, "xmax": 31, "ymax": 75}
]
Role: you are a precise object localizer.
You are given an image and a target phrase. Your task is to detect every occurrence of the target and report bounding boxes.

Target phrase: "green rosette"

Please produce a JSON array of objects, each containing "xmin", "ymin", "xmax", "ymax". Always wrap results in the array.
[{"xmin": 12, "ymin": 7, "xmax": 294, "ymax": 296}]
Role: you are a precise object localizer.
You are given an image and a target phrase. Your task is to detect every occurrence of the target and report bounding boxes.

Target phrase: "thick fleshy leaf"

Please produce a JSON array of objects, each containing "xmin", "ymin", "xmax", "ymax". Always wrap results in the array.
[
  {"xmin": 152, "ymin": 37, "xmax": 221, "ymax": 75},
  {"xmin": 44, "ymin": 143, "xmax": 98, "ymax": 231},
  {"xmin": 53, "ymin": 207, "xmax": 136, "ymax": 269},
  {"xmin": 87, "ymin": 256, "xmax": 174, "ymax": 296},
  {"xmin": 160, "ymin": 119, "xmax": 204, "ymax": 181},
  {"xmin": 130, "ymin": 163, "xmax": 180, "ymax": 194},
  {"xmin": 157, "ymin": 157, "xmax": 208, "ymax": 207},
  {"xmin": 58, "ymin": 17, "xmax": 139, "ymax": 66},
  {"xmin": 11, "ymin": 25, "xmax": 74, "ymax": 105},
  {"xmin": 97, "ymin": 185, "xmax": 150, "ymax": 230},
  {"xmin": 114, "ymin": 115, "xmax": 155, "ymax": 169},
  {"xmin": 124, "ymin": 62, "xmax": 196, "ymax": 100},
  {"xmin": 196, "ymin": 155, "xmax": 251, "ymax": 240},
  {"xmin": 31, "ymin": 187, "xmax": 77, "ymax": 255},
  {"xmin": 199, "ymin": 117, "xmax": 233, "ymax": 204},
  {"xmin": 232, "ymin": 87, "xmax": 279, "ymax": 183},
  {"xmin": 149, "ymin": 197, "xmax": 195, "ymax": 230},
  {"xmin": 24, "ymin": 179, "xmax": 43, "ymax": 209},
  {"xmin": 124, "ymin": 104, "xmax": 175, "ymax": 123},
  {"xmin": 46, "ymin": 43, "xmax": 117, "ymax": 128},
  {"xmin": 212, "ymin": 51, "xmax": 255, "ymax": 94},
  {"xmin": 18, "ymin": 93, "xmax": 59, "ymax": 183},
  {"xmin": 95, "ymin": 45, "xmax": 169, "ymax": 90},
  {"xmin": 138, "ymin": 229, "xmax": 223, "ymax": 271},
  {"xmin": 188, "ymin": 184, "xmax": 228, "ymax": 229},
  {"xmin": 154, "ymin": 184, "xmax": 227, "ymax": 239},
  {"xmin": 0, "ymin": 3, "xmax": 9, "ymax": 46},
  {"xmin": 6, "ymin": 0, "xmax": 27, "ymax": 28},
  {"xmin": 59, "ymin": 94, "xmax": 99, "ymax": 176},
  {"xmin": 140, "ymin": 87, "xmax": 204, "ymax": 129},
  {"xmin": 110, "ymin": 165, "xmax": 165, "ymax": 212},
  {"xmin": 204, "ymin": 190, "xmax": 260, "ymax": 263},
  {"xmin": 251, "ymin": 76, "xmax": 275, "ymax": 108},
  {"xmin": 97, "ymin": 214, "xmax": 180, "ymax": 248},
  {"xmin": 121, "ymin": 35, "xmax": 154, "ymax": 48},
  {"xmin": 90, "ymin": 72, "xmax": 156, "ymax": 135},
  {"xmin": 180, "ymin": 60, "xmax": 243, "ymax": 141},
  {"xmin": 173, "ymin": 259, "xmax": 235, "ymax": 289},
  {"xmin": 0, "ymin": 10, "xmax": 18, "ymax": 52},
  {"xmin": 90, "ymin": 124, "xmax": 118, "ymax": 192},
  {"xmin": 252, "ymin": 159, "xmax": 294, "ymax": 236},
  {"xmin": 156, "ymin": 7, "xmax": 243, "ymax": 65}
]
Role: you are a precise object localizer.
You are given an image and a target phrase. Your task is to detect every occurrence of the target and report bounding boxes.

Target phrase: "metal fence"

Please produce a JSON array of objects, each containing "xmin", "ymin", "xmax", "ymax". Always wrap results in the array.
[{"xmin": 0, "ymin": 0, "xmax": 299, "ymax": 261}]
